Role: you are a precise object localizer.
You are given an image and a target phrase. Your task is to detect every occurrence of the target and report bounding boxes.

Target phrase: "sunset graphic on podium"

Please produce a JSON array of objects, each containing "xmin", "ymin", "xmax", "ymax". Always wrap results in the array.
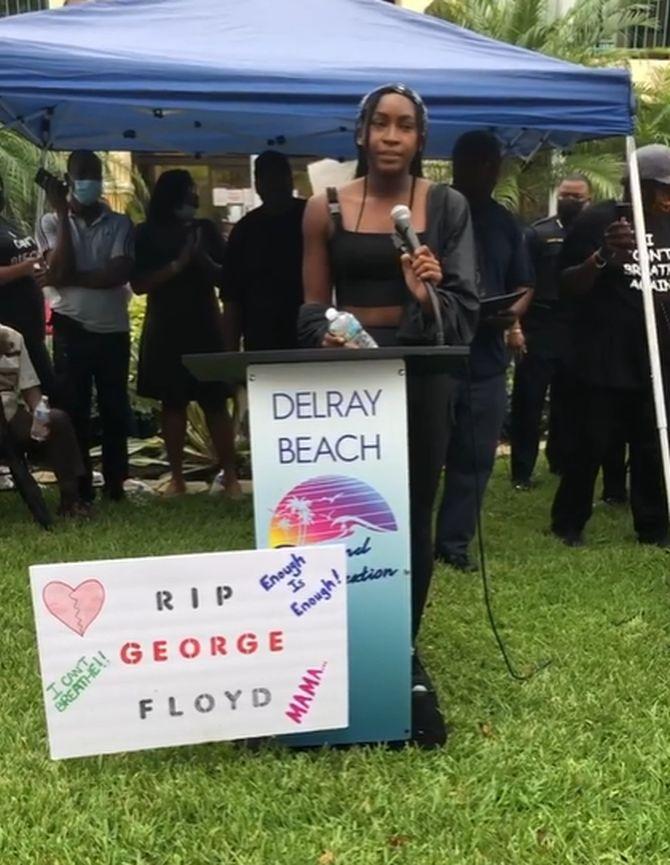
[{"xmin": 269, "ymin": 475, "xmax": 397, "ymax": 548}]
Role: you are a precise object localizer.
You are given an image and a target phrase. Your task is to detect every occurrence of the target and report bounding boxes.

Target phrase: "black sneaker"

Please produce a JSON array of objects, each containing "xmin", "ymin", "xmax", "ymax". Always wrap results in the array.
[
  {"xmin": 411, "ymin": 690, "xmax": 448, "ymax": 749},
  {"xmin": 551, "ymin": 528, "xmax": 584, "ymax": 548},
  {"xmin": 436, "ymin": 551, "xmax": 478, "ymax": 572},
  {"xmin": 639, "ymin": 535, "xmax": 670, "ymax": 549},
  {"xmin": 602, "ymin": 493, "xmax": 628, "ymax": 506},
  {"xmin": 103, "ymin": 483, "xmax": 126, "ymax": 502},
  {"xmin": 57, "ymin": 499, "xmax": 94, "ymax": 520},
  {"xmin": 411, "ymin": 652, "xmax": 434, "ymax": 696}
]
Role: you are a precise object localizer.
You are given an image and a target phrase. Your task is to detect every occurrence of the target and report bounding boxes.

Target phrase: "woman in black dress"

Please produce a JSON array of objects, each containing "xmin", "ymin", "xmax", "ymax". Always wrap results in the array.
[
  {"xmin": 132, "ymin": 170, "xmax": 240, "ymax": 497},
  {"xmin": 301, "ymin": 84, "xmax": 479, "ymax": 743},
  {"xmin": 0, "ymin": 174, "xmax": 56, "ymax": 396}
]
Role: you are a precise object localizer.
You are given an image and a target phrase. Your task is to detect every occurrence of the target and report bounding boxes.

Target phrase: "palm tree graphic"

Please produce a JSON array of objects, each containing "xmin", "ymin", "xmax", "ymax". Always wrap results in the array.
[{"xmin": 285, "ymin": 496, "xmax": 315, "ymax": 545}]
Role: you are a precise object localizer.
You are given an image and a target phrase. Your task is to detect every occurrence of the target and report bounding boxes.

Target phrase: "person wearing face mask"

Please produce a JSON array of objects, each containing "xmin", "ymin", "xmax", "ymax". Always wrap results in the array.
[
  {"xmin": 550, "ymin": 145, "xmax": 670, "ymax": 547},
  {"xmin": 0, "ymin": 174, "xmax": 56, "ymax": 396},
  {"xmin": 131, "ymin": 169, "xmax": 240, "ymax": 498},
  {"xmin": 37, "ymin": 149, "xmax": 134, "ymax": 505},
  {"xmin": 510, "ymin": 174, "xmax": 594, "ymax": 490}
]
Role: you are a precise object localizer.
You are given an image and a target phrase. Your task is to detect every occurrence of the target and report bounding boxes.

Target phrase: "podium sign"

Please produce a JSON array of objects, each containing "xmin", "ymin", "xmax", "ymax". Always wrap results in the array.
[{"xmin": 248, "ymin": 359, "xmax": 411, "ymax": 744}]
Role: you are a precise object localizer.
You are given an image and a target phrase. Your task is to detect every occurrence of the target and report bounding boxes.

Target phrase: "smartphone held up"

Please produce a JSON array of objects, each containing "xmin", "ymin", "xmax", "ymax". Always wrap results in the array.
[
  {"xmin": 615, "ymin": 201, "xmax": 633, "ymax": 224},
  {"xmin": 34, "ymin": 168, "xmax": 67, "ymax": 195}
]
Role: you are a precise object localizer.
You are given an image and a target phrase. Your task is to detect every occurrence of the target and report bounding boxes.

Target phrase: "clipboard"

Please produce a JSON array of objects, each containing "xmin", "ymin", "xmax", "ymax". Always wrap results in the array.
[{"xmin": 480, "ymin": 289, "xmax": 529, "ymax": 316}]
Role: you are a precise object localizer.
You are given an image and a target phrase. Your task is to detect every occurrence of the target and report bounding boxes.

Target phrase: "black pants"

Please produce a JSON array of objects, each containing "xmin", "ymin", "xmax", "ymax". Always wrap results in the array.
[
  {"xmin": 25, "ymin": 332, "xmax": 59, "ymax": 401},
  {"xmin": 6, "ymin": 406, "xmax": 84, "ymax": 498},
  {"xmin": 435, "ymin": 373, "xmax": 508, "ymax": 559},
  {"xmin": 52, "ymin": 312, "xmax": 130, "ymax": 501},
  {"xmin": 551, "ymin": 382, "xmax": 667, "ymax": 541},
  {"xmin": 406, "ymin": 369, "xmax": 456, "ymax": 640},
  {"xmin": 512, "ymin": 358, "xmax": 628, "ymax": 496},
  {"xmin": 511, "ymin": 351, "xmax": 558, "ymax": 482}
]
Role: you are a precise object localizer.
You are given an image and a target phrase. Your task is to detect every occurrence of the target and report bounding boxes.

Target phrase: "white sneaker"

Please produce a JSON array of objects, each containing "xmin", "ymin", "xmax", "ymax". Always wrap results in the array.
[{"xmin": 209, "ymin": 470, "xmax": 226, "ymax": 496}]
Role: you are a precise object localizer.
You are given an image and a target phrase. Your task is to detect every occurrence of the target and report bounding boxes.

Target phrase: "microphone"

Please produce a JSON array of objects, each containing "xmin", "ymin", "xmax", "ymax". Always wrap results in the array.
[
  {"xmin": 390, "ymin": 204, "xmax": 445, "ymax": 346},
  {"xmin": 391, "ymin": 204, "xmax": 422, "ymax": 255}
]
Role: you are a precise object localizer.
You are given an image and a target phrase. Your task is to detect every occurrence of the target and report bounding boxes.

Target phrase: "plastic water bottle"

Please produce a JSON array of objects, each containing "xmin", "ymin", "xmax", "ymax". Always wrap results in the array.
[
  {"xmin": 31, "ymin": 395, "xmax": 50, "ymax": 442},
  {"xmin": 325, "ymin": 308, "xmax": 378, "ymax": 348}
]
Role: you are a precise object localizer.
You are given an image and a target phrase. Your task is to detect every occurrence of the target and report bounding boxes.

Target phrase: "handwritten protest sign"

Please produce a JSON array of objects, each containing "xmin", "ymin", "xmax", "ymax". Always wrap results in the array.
[{"xmin": 30, "ymin": 545, "xmax": 348, "ymax": 760}]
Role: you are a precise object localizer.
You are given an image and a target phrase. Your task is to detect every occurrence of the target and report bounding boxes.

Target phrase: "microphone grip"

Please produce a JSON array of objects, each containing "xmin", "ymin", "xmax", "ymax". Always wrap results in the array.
[
  {"xmin": 395, "ymin": 219, "xmax": 445, "ymax": 345},
  {"xmin": 402, "ymin": 223, "xmax": 422, "ymax": 255}
]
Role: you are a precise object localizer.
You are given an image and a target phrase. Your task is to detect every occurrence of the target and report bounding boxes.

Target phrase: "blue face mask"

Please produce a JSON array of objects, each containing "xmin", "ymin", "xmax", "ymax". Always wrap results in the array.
[{"xmin": 72, "ymin": 179, "xmax": 102, "ymax": 206}]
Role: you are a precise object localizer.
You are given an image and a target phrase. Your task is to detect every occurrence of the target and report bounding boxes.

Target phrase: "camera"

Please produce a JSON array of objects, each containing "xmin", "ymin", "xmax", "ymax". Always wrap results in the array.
[
  {"xmin": 615, "ymin": 202, "xmax": 633, "ymax": 222},
  {"xmin": 34, "ymin": 168, "xmax": 68, "ymax": 194}
]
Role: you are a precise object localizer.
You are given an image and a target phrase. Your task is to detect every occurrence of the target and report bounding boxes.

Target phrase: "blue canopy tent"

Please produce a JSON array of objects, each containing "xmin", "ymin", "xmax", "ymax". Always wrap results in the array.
[{"xmin": 0, "ymin": 0, "xmax": 634, "ymax": 157}]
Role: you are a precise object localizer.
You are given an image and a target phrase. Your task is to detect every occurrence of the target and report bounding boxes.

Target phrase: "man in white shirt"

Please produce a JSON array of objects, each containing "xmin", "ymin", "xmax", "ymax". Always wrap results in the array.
[
  {"xmin": 38, "ymin": 150, "xmax": 134, "ymax": 503},
  {"xmin": 0, "ymin": 324, "xmax": 85, "ymax": 516}
]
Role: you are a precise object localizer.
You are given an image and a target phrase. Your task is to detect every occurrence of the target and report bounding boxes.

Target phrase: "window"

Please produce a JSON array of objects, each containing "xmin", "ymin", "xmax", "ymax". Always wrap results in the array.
[
  {"xmin": 627, "ymin": 0, "xmax": 670, "ymax": 48},
  {"xmin": 0, "ymin": 0, "xmax": 48, "ymax": 15}
]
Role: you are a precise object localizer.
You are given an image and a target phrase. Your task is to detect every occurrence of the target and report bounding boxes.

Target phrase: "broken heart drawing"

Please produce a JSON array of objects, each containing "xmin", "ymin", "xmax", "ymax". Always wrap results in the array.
[{"xmin": 43, "ymin": 580, "xmax": 106, "ymax": 637}]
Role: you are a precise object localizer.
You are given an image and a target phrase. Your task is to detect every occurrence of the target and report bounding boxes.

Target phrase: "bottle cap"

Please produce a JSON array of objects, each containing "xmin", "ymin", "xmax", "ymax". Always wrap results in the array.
[{"xmin": 325, "ymin": 307, "xmax": 338, "ymax": 322}]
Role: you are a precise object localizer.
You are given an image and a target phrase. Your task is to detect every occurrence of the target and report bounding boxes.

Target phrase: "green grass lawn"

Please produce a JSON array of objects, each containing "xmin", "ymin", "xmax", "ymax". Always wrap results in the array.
[{"xmin": 2, "ymin": 459, "xmax": 670, "ymax": 865}]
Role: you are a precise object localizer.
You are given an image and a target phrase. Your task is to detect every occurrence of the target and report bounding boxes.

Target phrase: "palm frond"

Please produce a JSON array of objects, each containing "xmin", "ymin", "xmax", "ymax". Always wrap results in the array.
[{"xmin": 0, "ymin": 130, "xmax": 65, "ymax": 233}]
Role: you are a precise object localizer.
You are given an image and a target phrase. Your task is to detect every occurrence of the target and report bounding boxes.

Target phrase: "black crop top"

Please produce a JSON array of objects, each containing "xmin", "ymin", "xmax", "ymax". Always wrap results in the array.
[
  {"xmin": 326, "ymin": 188, "xmax": 425, "ymax": 308},
  {"xmin": 299, "ymin": 182, "xmax": 479, "ymax": 349}
]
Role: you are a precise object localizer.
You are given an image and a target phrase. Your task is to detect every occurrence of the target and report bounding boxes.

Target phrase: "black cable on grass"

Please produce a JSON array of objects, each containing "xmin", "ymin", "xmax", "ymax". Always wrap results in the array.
[{"xmin": 465, "ymin": 362, "xmax": 552, "ymax": 682}]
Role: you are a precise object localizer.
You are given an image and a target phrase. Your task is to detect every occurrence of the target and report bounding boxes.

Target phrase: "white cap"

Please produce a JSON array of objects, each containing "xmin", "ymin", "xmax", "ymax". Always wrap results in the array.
[{"xmin": 325, "ymin": 307, "xmax": 338, "ymax": 321}]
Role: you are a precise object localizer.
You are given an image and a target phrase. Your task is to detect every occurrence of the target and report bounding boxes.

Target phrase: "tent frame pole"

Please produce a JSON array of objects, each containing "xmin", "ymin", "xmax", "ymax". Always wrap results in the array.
[
  {"xmin": 35, "ymin": 142, "xmax": 48, "ymax": 230},
  {"xmin": 626, "ymin": 134, "xmax": 670, "ymax": 518}
]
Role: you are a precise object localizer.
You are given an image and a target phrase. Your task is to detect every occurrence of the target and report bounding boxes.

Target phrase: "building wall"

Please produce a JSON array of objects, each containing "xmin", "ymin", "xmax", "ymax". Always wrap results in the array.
[{"xmin": 398, "ymin": 0, "xmax": 431, "ymax": 10}]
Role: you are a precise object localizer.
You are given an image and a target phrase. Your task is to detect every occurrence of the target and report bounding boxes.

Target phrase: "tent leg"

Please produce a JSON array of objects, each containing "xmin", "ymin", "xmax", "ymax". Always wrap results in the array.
[
  {"xmin": 249, "ymin": 154, "xmax": 260, "ymax": 212},
  {"xmin": 34, "ymin": 143, "xmax": 48, "ymax": 230},
  {"xmin": 626, "ymin": 135, "xmax": 670, "ymax": 522}
]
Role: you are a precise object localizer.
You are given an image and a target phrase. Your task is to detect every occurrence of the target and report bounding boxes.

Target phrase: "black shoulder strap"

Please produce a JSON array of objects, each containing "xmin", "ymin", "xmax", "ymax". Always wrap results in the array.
[
  {"xmin": 326, "ymin": 186, "xmax": 343, "ymax": 231},
  {"xmin": 425, "ymin": 182, "xmax": 449, "ymax": 256}
]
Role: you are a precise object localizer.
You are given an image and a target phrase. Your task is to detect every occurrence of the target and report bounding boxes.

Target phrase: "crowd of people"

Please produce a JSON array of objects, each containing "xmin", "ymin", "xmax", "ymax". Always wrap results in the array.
[
  {"xmin": 0, "ymin": 147, "xmax": 306, "ymax": 511},
  {"xmin": 1, "ymin": 86, "xmax": 670, "ymax": 669}
]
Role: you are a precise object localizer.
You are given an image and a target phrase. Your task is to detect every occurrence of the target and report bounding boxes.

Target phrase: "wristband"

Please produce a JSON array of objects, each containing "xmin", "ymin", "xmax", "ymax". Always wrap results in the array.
[{"xmin": 594, "ymin": 249, "xmax": 609, "ymax": 269}]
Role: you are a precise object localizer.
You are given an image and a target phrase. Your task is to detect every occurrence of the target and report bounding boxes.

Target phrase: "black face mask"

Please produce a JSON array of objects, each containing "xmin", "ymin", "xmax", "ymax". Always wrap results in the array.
[{"xmin": 557, "ymin": 198, "xmax": 585, "ymax": 227}]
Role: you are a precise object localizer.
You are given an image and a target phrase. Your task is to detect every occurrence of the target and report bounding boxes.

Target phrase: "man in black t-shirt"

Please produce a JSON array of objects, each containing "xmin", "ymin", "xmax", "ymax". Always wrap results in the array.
[
  {"xmin": 222, "ymin": 151, "xmax": 305, "ymax": 352},
  {"xmin": 510, "ymin": 174, "xmax": 626, "ymax": 498},
  {"xmin": 551, "ymin": 144, "xmax": 670, "ymax": 547},
  {"xmin": 435, "ymin": 132, "xmax": 534, "ymax": 571}
]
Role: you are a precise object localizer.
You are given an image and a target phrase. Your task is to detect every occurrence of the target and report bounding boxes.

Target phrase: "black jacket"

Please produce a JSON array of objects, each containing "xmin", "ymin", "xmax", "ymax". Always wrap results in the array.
[{"xmin": 298, "ymin": 182, "xmax": 479, "ymax": 347}]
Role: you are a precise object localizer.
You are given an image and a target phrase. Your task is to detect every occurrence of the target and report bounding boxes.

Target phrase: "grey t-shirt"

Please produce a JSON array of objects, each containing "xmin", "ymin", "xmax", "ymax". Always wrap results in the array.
[{"xmin": 38, "ymin": 205, "xmax": 134, "ymax": 334}]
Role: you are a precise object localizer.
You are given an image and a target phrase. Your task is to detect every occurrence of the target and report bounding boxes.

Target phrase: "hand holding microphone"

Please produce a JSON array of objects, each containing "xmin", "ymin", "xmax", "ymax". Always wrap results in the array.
[
  {"xmin": 391, "ymin": 205, "xmax": 443, "ymax": 302},
  {"xmin": 391, "ymin": 204, "xmax": 445, "ymax": 346}
]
